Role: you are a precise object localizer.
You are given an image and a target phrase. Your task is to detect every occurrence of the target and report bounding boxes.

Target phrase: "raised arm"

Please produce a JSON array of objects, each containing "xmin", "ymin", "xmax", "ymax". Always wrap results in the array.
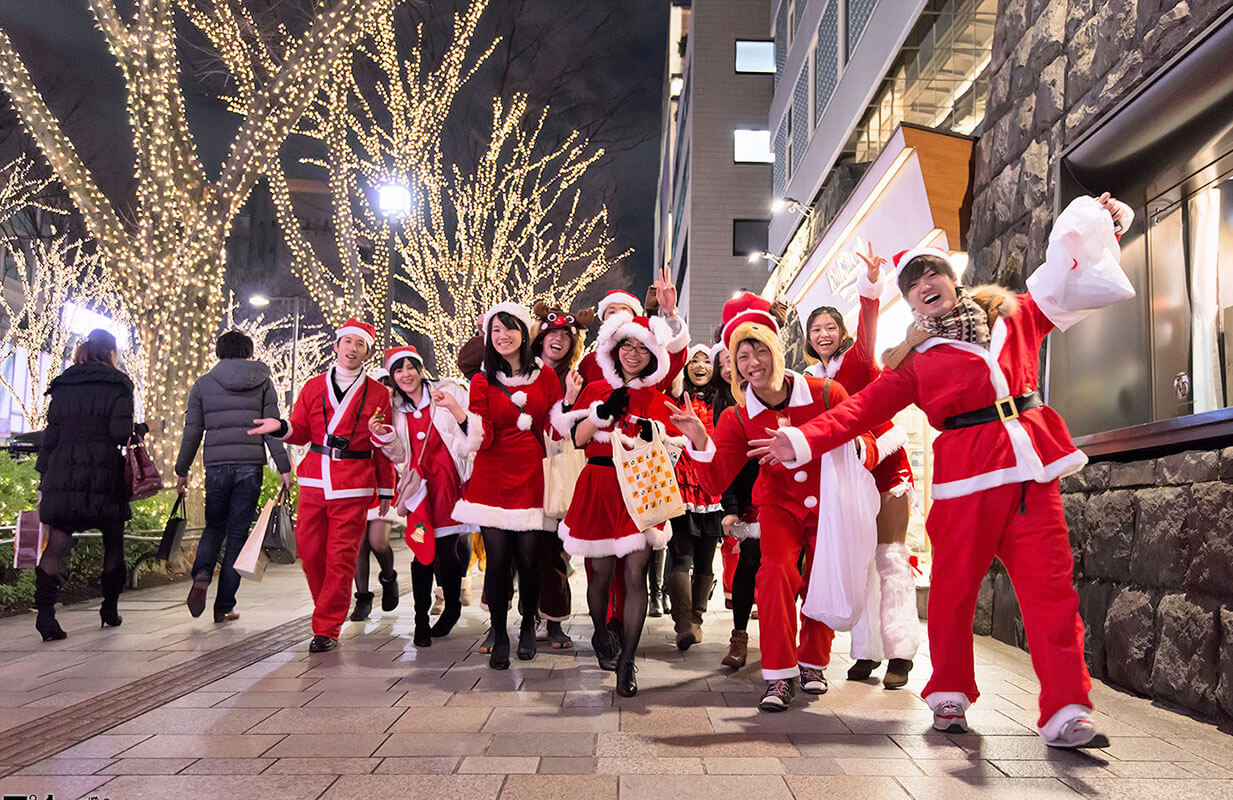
[{"xmin": 670, "ymin": 403, "xmax": 757, "ymax": 497}]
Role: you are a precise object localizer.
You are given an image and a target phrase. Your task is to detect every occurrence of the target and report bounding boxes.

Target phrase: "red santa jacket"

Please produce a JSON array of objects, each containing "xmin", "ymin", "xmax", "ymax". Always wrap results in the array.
[
  {"xmin": 454, "ymin": 362, "xmax": 563, "ymax": 531},
  {"xmin": 690, "ymin": 373, "xmax": 877, "ymax": 522},
  {"xmin": 577, "ymin": 314, "xmax": 689, "ymax": 392},
  {"xmin": 282, "ymin": 368, "xmax": 396, "ymax": 500}
]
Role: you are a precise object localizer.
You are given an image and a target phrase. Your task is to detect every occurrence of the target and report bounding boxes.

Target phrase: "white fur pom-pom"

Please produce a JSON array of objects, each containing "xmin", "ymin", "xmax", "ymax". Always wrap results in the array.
[
  {"xmin": 510, "ymin": 390, "xmax": 528, "ymax": 407},
  {"xmin": 517, "ymin": 413, "xmax": 533, "ymax": 431}
]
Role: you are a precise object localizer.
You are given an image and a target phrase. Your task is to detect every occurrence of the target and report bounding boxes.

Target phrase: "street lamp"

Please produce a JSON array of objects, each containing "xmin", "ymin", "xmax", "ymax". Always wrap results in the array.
[
  {"xmin": 748, "ymin": 250, "xmax": 781, "ymax": 270},
  {"xmin": 376, "ymin": 181, "xmax": 412, "ymax": 349},
  {"xmin": 248, "ymin": 294, "xmax": 303, "ymax": 408},
  {"xmin": 770, "ymin": 197, "xmax": 814, "ymax": 218}
]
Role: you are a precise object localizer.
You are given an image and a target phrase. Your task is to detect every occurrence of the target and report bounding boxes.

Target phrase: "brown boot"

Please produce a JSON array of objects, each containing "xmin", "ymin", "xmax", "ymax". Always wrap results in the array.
[
  {"xmin": 883, "ymin": 658, "xmax": 913, "ymax": 689},
  {"xmin": 721, "ymin": 630, "xmax": 748, "ymax": 669},
  {"xmin": 689, "ymin": 573, "xmax": 715, "ymax": 645},
  {"xmin": 665, "ymin": 572, "xmax": 695, "ymax": 650}
]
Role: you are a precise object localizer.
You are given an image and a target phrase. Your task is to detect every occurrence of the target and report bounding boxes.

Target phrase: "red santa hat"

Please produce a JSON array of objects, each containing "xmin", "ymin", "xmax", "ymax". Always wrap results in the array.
[
  {"xmin": 336, "ymin": 318, "xmax": 376, "ymax": 349},
  {"xmin": 594, "ymin": 312, "xmax": 672, "ymax": 389},
  {"xmin": 597, "ymin": 289, "xmax": 644, "ymax": 319},
  {"xmin": 720, "ymin": 292, "xmax": 783, "ymax": 406},
  {"xmin": 709, "ymin": 341, "xmax": 727, "ymax": 368},
  {"xmin": 481, "ymin": 301, "xmax": 534, "ymax": 340},
  {"xmin": 384, "ymin": 345, "xmax": 424, "ymax": 373},
  {"xmin": 891, "ymin": 246, "xmax": 955, "ymax": 281}
]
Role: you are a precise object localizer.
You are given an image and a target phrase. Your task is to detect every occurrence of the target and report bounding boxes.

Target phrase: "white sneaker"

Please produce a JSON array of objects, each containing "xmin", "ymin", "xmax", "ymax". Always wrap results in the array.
[
  {"xmin": 932, "ymin": 701, "xmax": 969, "ymax": 733},
  {"xmin": 1044, "ymin": 716, "xmax": 1097, "ymax": 748}
]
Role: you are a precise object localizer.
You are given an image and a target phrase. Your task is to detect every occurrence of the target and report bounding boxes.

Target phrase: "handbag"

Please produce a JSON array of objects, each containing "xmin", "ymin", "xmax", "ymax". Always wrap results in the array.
[
  {"xmin": 13, "ymin": 509, "xmax": 46, "ymax": 569},
  {"xmin": 542, "ymin": 435, "xmax": 586, "ymax": 519},
  {"xmin": 611, "ymin": 425, "xmax": 684, "ymax": 532},
  {"xmin": 125, "ymin": 433, "xmax": 164, "ymax": 501},
  {"xmin": 156, "ymin": 496, "xmax": 187, "ymax": 561},
  {"xmin": 261, "ymin": 487, "xmax": 296, "ymax": 565}
]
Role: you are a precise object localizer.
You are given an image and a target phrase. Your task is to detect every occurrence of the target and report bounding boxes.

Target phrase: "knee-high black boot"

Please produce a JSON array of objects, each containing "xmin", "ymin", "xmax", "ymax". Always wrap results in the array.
[
  {"xmin": 35, "ymin": 567, "xmax": 66, "ymax": 642},
  {"xmin": 410, "ymin": 560, "xmax": 434, "ymax": 647},
  {"xmin": 99, "ymin": 567, "xmax": 125, "ymax": 628},
  {"xmin": 647, "ymin": 549, "xmax": 664, "ymax": 617}
]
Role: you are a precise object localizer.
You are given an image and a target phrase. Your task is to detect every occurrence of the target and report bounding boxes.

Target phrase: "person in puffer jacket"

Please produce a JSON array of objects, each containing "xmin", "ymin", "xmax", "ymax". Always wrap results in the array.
[{"xmin": 175, "ymin": 330, "xmax": 294, "ymax": 623}]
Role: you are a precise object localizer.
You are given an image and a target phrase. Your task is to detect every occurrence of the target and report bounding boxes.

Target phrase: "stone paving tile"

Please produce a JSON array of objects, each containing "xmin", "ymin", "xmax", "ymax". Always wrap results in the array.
[
  {"xmin": 499, "ymin": 773, "xmax": 618, "ymax": 800},
  {"xmin": 563, "ymin": 689, "xmax": 613, "ymax": 707},
  {"xmin": 706, "ymin": 704, "xmax": 849, "ymax": 735},
  {"xmin": 618, "ymin": 705, "xmax": 714, "ymax": 735},
  {"xmin": 120, "ymin": 733, "xmax": 286, "ymax": 758},
  {"xmin": 262, "ymin": 734, "xmax": 388, "ymax": 758},
  {"xmin": 992, "ymin": 758, "xmax": 1117, "ymax": 779},
  {"xmin": 213, "ymin": 690, "xmax": 320, "ymax": 708},
  {"xmin": 11, "ymin": 757, "xmax": 115, "ymax": 775},
  {"xmin": 788, "ymin": 733, "xmax": 908, "ymax": 759},
  {"xmin": 374, "ymin": 733, "xmax": 492, "ymax": 757},
  {"xmin": 836, "ymin": 756, "xmax": 925, "ymax": 776},
  {"xmin": 595, "ymin": 756, "xmax": 705, "ymax": 774},
  {"xmin": 779, "ymin": 757, "xmax": 845, "ymax": 775},
  {"xmin": 319, "ymin": 774, "xmax": 505, "ymax": 800},
  {"xmin": 783, "ymin": 775, "xmax": 910, "ymax": 799},
  {"xmin": 386, "ymin": 705, "xmax": 493, "ymax": 733},
  {"xmin": 106, "ymin": 706, "xmax": 277, "ymax": 735},
  {"xmin": 945, "ymin": 733, "xmax": 1098, "ymax": 761},
  {"xmin": 96, "ymin": 773, "xmax": 337, "ymax": 800},
  {"xmin": 446, "ymin": 690, "xmax": 565, "ymax": 707},
  {"xmin": 45, "ymin": 734, "xmax": 152, "ymax": 759},
  {"xmin": 538, "ymin": 756, "xmax": 597, "ymax": 773},
  {"xmin": 372, "ymin": 756, "xmax": 462, "ymax": 774},
  {"xmin": 163, "ymin": 691, "xmax": 237, "ymax": 707},
  {"xmin": 486, "ymin": 732, "xmax": 596, "ymax": 757},
  {"xmin": 1179, "ymin": 761, "xmax": 1233, "ymax": 779},
  {"xmin": 103, "ymin": 757, "xmax": 199, "ymax": 774},
  {"xmin": 0, "ymin": 774, "xmax": 112, "ymax": 799},
  {"xmin": 895, "ymin": 775, "xmax": 1081, "ymax": 799},
  {"xmin": 201, "ymin": 676, "xmax": 321, "ymax": 692},
  {"xmin": 910, "ymin": 758, "xmax": 1007, "ymax": 777},
  {"xmin": 654, "ymin": 733, "xmax": 799, "ymax": 759},
  {"xmin": 250, "ymin": 707, "xmax": 406, "ymax": 734},
  {"xmin": 1098, "ymin": 762, "xmax": 1203, "ymax": 779},
  {"xmin": 178, "ymin": 757, "xmax": 275, "ymax": 774},
  {"xmin": 595, "ymin": 732, "xmax": 658, "ymax": 758},
  {"xmin": 1095, "ymin": 737, "xmax": 1211, "ymax": 763},
  {"xmin": 702, "ymin": 756, "xmax": 786, "ymax": 774},
  {"xmin": 620, "ymin": 774, "xmax": 794, "ymax": 800},
  {"xmin": 264, "ymin": 757, "xmax": 382, "ymax": 774},
  {"xmin": 483, "ymin": 706, "xmax": 619, "ymax": 733},
  {"xmin": 1059, "ymin": 777, "xmax": 1232, "ymax": 799},
  {"xmin": 458, "ymin": 755, "xmax": 539, "ymax": 773},
  {"xmin": 0, "ymin": 708, "xmax": 48, "ymax": 731}
]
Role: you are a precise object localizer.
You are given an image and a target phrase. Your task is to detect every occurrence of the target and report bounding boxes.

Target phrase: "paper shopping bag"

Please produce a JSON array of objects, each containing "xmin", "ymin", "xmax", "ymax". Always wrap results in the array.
[
  {"xmin": 235, "ymin": 497, "xmax": 274, "ymax": 581},
  {"xmin": 611, "ymin": 427, "xmax": 684, "ymax": 532},
  {"xmin": 13, "ymin": 509, "xmax": 46, "ymax": 569},
  {"xmin": 542, "ymin": 436, "xmax": 586, "ymax": 519}
]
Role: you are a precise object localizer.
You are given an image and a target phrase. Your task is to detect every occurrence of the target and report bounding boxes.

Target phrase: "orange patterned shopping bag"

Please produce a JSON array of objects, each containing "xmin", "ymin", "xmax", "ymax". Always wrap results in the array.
[{"xmin": 611, "ymin": 426, "xmax": 685, "ymax": 531}]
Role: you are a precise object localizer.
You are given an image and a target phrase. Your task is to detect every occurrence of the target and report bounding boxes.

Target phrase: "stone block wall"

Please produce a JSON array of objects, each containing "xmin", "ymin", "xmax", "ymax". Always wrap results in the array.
[{"xmin": 975, "ymin": 448, "xmax": 1233, "ymax": 719}]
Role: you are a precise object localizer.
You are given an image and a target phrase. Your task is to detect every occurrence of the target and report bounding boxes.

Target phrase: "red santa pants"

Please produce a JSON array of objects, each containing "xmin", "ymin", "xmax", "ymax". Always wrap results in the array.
[
  {"xmin": 756, "ymin": 506, "xmax": 835, "ymax": 680},
  {"xmin": 296, "ymin": 488, "xmax": 371, "ymax": 639},
  {"xmin": 720, "ymin": 536, "xmax": 740, "ymax": 601},
  {"xmin": 923, "ymin": 479, "xmax": 1091, "ymax": 727}
]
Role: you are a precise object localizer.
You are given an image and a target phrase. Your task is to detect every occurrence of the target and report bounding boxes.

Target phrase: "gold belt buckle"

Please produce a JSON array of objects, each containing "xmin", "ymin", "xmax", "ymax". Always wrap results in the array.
[{"xmin": 995, "ymin": 396, "xmax": 1019, "ymax": 422}]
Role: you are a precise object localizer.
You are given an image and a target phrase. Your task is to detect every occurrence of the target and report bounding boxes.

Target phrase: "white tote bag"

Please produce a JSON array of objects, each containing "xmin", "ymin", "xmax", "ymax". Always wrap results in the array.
[
  {"xmin": 801, "ymin": 439, "xmax": 880, "ymax": 631},
  {"xmin": 542, "ymin": 436, "xmax": 586, "ymax": 519},
  {"xmin": 235, "ymin": 497, "xmax": 276, "ymax": 581},
  {"xmin": 611, "ymin": 427, "xmax": 685, "ymax": 532}
]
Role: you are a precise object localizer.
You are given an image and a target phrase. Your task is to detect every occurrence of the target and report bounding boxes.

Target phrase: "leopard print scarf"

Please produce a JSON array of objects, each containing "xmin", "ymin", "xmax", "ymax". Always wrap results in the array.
[{"xmin": 913, "ymin": 286, "xmax": 990, "ymax": 348}]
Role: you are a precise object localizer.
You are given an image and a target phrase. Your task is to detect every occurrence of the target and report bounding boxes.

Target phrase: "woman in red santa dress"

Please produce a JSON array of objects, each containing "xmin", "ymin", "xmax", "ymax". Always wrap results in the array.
[
  {"xmin": 664, "ymin": 344, "xmax": 726, "ymax": 651},
  {"xmin": 803, "ymin": 244, "xmax": 919, "ymax": 689},
  {"xmin": 368, "ymin": 346, "xmax": 480, "ymax": 648},
  {"xmin": 453, "ymin": 302, "xmax": 563, "ymax": 670},
  {"xmin": 668, "ymin": 294, "xmax": 883, "ymax": 712},
  {"xmin": 550, "ymin": 313, "xmax": 684, "ymax": 697},
  {"xmin": 752, "ymin": 194, "xmax": 1134, "ymax": 747}
]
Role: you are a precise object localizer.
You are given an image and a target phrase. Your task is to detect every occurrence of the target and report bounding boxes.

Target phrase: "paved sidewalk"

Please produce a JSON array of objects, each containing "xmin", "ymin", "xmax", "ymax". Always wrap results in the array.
[{"xmin": 1, "ymin": 542, "xmax": 1229, "ymax": 800}]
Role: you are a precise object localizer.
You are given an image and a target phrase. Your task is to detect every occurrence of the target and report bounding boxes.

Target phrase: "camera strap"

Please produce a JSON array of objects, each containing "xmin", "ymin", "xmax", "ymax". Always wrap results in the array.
[{"xmin": 321, "ymin": 372, "xmax": 370, "ymax": 444}]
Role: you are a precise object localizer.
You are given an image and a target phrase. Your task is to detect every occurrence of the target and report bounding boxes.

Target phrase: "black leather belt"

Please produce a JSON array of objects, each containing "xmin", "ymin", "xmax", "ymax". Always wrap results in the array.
[
  {"xmin": 944, "ymin": 391, "xmax": 1042, "ymax": 429},
  {"xmin": 587, "ymin": 456, "xmax": 615, "ymax": 467},
  {"xmin": 309, "ymin": 444, "xmax": 372, "ymax": 460}
]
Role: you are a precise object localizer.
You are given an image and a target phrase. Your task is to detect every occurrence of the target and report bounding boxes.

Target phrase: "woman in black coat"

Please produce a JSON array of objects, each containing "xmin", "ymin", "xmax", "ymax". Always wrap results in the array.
[{"xmin": 34, "ymin": 329, "xmax": 137, "ymax": 641}]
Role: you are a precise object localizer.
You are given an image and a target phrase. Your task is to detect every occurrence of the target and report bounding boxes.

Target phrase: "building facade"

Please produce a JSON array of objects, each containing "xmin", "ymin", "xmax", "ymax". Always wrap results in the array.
[{"xmin": 654, "ymin": 0, "xmax": 774, "ymax": 342}]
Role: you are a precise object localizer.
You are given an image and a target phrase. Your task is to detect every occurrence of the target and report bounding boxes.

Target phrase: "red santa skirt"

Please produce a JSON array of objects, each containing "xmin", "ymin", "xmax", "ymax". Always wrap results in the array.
[{"xmin": 558, "ymin": 462, "xmax": 670, "ymax": 558}]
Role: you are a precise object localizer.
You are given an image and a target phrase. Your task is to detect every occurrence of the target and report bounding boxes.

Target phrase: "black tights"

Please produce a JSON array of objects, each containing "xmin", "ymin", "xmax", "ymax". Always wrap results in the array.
[
  {"xmin": 667, "ymin": 527, "xmax": 718, "ymax": 579},
  {"xmin": 39, "ymin": 523, "xmax": 125, "ymax": 578},
  {"xmin": 410, "ymin": 533, "xmax": 466, "ymax": 613},
  {"xmin": 353, "ymin": 521, "xmax": 396, "ymax": 593},
  {"xmin": 731, "ymin": 537, "xmax": 762, "ymax": 632},
  {"xmin": 481, "ymin": 527, "xmax": 541, "ymax": 645},
  {"xmin": 586, "ymin": 550, "xmax": 650, "ymax": 660}
]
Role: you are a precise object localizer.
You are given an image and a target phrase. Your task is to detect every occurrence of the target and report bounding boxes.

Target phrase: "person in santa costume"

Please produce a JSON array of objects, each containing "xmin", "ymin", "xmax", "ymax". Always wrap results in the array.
[
  {"xmin": 664, "ymin": 343, "xmax": 725, "ymax": 651},
  {"xmin": 529, "ymin": 301, "xmax": 591, "ymax": 649},
  {"xmin": 550, "ymin": 312, "xmax": 684, "ymax": 697},
  {"xmin": 669, "ymin": 293, "xmax": 882, "ymax": 711},
  {"xmin": 249, "ymin": 319, "xmax": 396, "ymax": 653},
  {"xmin": 803, "ymin": 243, "xmax": 919, "ymax": 689},
  {"xmin": 751, "ymin": 194, "xmax": 1134, "ymax": 747},
  {"xmin": 348, "ymin": 367, "xmax": 402, "ymax": 622},
  {"xmin": 453, "ymin": 302, "xmax": 563, "ymax": 670}
]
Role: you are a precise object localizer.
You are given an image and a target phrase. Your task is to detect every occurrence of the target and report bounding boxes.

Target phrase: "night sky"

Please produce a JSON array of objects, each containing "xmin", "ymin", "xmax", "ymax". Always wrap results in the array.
[{"xmin": 0, "ymin": 0, "xmax": 667, "ymax": 293}]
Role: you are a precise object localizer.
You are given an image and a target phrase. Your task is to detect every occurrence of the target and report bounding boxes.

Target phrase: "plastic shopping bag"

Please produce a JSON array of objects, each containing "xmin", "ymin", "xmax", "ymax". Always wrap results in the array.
[{"xmin": 801, "ymin": 439, "xmax": 880, "ymax": 631}]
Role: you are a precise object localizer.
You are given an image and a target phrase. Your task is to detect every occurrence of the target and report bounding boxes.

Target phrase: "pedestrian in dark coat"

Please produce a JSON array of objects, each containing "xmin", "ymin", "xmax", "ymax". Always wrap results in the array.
[{"xmin": 34, "ymin": 329, "xmax": 138, "ymax": 641}]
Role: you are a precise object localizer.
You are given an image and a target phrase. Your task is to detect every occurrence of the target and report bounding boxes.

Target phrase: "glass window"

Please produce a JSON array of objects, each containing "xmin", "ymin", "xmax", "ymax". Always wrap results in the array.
[
  {"xmin": 734, "ymin": 129, "xmax": 774, "ymax": 163},
  {"xmin": 732, "ymin": 219, "xmax": 770, "ymax": 257},
  {"xmin": 736, "ymin": 41, "xmax": 775, "ymax": 73}
]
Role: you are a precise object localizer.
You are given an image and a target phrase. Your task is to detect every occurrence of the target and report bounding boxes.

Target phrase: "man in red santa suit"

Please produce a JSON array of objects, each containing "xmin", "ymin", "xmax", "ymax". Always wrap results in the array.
[
  {"xmin": 250, "ymin": 319, "xmax": 396, "ymax": 653},
  {"xmin": 669, "ymin": 293, "xmax": 883, "ymax": 712},
  {"xmin": 751, "ymin": 194, "xmax": 1134, "ymax": 747}
]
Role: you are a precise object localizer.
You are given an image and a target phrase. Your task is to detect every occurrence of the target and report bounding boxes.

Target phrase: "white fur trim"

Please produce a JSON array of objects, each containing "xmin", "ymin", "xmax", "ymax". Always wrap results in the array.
[
  {"xmin": 686, "ymin": 436, "xmax": 716, "ymax": 462},
  {"xmin": 1039, "ymin": 703, "xmax": 1094, "ymax": 742},
  {"xmin": 558, "ymin": 520, "xmax": 661, "ymax": 557},
  {"xmin": 452, "ymin": 499, "xmax": 547, "ymax": 531},
  {"xmin": 687, "ymin": 343, "xmax": 710, "ymax": 362},
  {"xmin": 488, "ymin": 362, "xmax": 542, "ymax": 387},
  {"xmin": 598, "ymin": 290, "xmax": 643, "ymax": 318},
  {"xmin": 892, "ymin": 246, "xmax": 952, "ymax": 282},
  {"xmin": 460, "ymin": 411, "xmax": 484, "ymax": 454},
  {"xmin": 587, "ymin": 400, "xmax": 615, "ymax": 429},
  {"xmin": 482, "ymin": 302, "xmax": 534, "ymax": 340},
  {"xmin": 930, "ymin": 449, "xmax": 1087, "ymax": 500},
  {"xmin": 516, "ymin": 413, "xmax": 533, "ymax": 431},
  {"xmin": 664, "ymin": 316, "xmax": 690, "ymax": 353},
  {"xmin": 856, "ymin": 268, "xmax": 887, "ymax": 300},
  {"xmin": 876, "ymin": 542, "xmax": 920, "ymax": 660},
  {"xmin": 781, "ymin": 426, "xmax": 812, "ymax": 469},
  {"xmin": 336, "ymin": 324, "xmax": 375, "ymax": 347},
  {"xmin": 761, "ymin": 665, "xmax": 801, "ymax": 681},
  {"xmin": 722, "ymin": 309, "xmax": 778, "ymax": 348},
  {"xmin": 709, "ymin": 342, "xmax": 726, "ymax": 367},
  {"xmin": 276, "ymin": 420, "xmax": 293, "ymax": 441},
  {"xmin": 873, "ymin": 425, "xmax": 908, "ymax": 466},
  {"xmin": 510, "ymin": 390, "xmax": 527, "ymax": 407},
  {"xmin": 594, "ymin": 313, "xmax": 672, "ymax": 389},
  {"xmin": 549, "ymin": 401, "xmax": 590, "ymax": 437},
  {"xmin": 924, "ymin": 691, "xmax": 971, "ymax": 713}
]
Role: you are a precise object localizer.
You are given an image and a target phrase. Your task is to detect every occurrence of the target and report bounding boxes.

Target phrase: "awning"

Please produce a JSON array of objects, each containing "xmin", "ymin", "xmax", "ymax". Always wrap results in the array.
[{"xmin": 775, "ymin": 123, "xmax": 975, "ymax": 326}]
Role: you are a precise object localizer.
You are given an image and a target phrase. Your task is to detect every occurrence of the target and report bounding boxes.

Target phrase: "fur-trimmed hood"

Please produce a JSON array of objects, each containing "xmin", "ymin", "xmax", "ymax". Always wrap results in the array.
[
  {"xmin": 594, "ymin": 312, "xmax": 673, "ymax": 389},
  {"xmin": 881, "ymin": 284, "xmax": 1021, "ymax": 369}
]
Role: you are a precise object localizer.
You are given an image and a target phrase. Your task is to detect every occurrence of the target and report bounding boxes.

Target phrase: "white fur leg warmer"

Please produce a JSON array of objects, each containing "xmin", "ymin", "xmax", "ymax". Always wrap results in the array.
[
  {"xmin": 848, "ymin": 561, "xmax": 883, "ymax": 662},
  {"xmin": 877, "ymin": 542, "xmax": 920, "ymax": 660}
]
